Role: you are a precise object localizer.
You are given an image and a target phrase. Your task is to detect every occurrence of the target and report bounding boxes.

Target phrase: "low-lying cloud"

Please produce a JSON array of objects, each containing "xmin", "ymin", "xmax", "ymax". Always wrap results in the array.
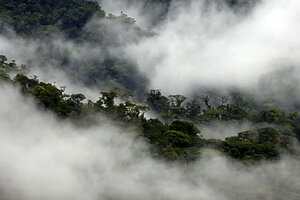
[
  {"xmin": 199, "ymin": 121, "xmax": 254, "ymax": 139},
  {"xmin": 121, "ymin": 0, "xmax": 300, "ymax": 96},
  {"xmin": 1, "ymin": 1, "xmax": 300, "ymax": 199},
  {"xmin": 2, "ymin": 0, "xmax": 300, "ymax": 103},
  {"xmin": 1, "ymin": 83, "xmax": 300, "ymax": 200}
]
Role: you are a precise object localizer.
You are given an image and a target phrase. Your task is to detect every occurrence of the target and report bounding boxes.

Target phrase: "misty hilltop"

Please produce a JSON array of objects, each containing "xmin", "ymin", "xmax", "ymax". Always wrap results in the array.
[{"xmin": 1, "ymin": 0, "xmax": 300, "ymax": 200}]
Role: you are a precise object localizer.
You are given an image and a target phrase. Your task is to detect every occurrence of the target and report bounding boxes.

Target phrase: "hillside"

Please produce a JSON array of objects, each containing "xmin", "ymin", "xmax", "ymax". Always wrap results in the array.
[
  {"xmin": 1, "ymin": 0, "xmax": 300, "ymax": 199},
  {"xmin": 1, "ymin": 56, "xmax": 300, "ymax": 162}
]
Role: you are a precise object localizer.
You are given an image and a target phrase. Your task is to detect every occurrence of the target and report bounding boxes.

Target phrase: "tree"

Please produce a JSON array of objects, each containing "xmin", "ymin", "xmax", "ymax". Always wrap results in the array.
[
  {"xmin": 201, "ymin": 95, "xmax": 213, "ymax": 110},
  {"xmin": 100, "ymin": 91, "xmax": 117, "ymax": 108},
  {"xmin": 142, "ymin": 118, "xmax": 168, "ymax": 145},
  {"xmin": 185, "ymin": 100, "xmax": 201, "ymax": 120},
  {"xmin": 125, "ymin": 101, "xmax": 150, "ymax": 119},
  {"xmin": 168, "ymin": 94, "xmax": 187, "ymax": 107},
  {"xmin": 162, "ymin": 145, "xmax": 180, "ymax": 161},
  {"xmin": 146, "ymin": 89, "xmax": 169, "ymax": 113},
  {"xmin": 0, "ymin": 55, "xmax": 7, "ymax": 63},
  {"xmin": 164, "ymin": 130, "xmax": 191, "ymax": 147},
  {"xmin": 70, "ymin": 93, "xmax": 86, "ymax": 105},
  {"xmin": 169, "ymin": 120, "xmax": 200, "ymax": 136},
  {"xmin": 14, "ymin": 73, "xmax": 38, "ymax": 88}
]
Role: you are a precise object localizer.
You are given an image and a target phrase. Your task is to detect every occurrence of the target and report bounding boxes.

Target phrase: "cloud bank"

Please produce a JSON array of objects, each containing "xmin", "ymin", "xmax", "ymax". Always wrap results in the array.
[
  {"xmin": 1, "ymin": 83, "xmax": 300, "ymax": 200},
  {"xmin": 0, "ymin": 33, "xmax": 106, "ymax": 100},
  {"xmin": 120, "ymin": 0, "xmax": 300, "ymax": 96},
  {"xmin": 1, "ymin": 1, "xmax": 300, "ymax": 199},
  {"xmin": 2, "ymin": 0, "xmax": 300, "ymax": 103}
]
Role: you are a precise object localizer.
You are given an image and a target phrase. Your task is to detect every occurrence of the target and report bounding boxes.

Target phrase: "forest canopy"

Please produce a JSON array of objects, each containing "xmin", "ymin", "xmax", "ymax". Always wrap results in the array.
[
  {"xmin": 0, "ymin": 0, "xmax": 105, "ymax": 37},
  {"xmin": 1, "ymin": 55, "xmax": 300, "ymax": 163}
]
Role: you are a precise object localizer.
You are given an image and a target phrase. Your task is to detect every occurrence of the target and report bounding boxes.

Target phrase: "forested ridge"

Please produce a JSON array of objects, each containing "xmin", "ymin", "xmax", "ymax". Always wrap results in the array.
[
  {"xmin": 0, "ymin": 0, "xmax": 105, "ymax": 37},
  {"xmin": 0, "ymin": 0, "xmax": 300, "ymax": 163},
  {"xmin": 0, "ymin": 0, "xmax": 156, "ymax": 96},
  {"xmin": 0, "ymin": 0, "xmax": 260, "ymax": 93},
  {"xmin": 1, "ymin": 1, "xmax": 300, "ymax": 199},
  {"xmin": 1, "ymin": 55, "xmax": 300, "ymax": 163}
]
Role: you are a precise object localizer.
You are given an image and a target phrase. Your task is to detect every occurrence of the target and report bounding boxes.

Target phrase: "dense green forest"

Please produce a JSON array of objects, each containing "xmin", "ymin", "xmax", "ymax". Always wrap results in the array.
[
  {"xmin": 1, "ymin": 1, "xmax": 300, "ymax": 199},
  {"xmin": 0, "ymin": 0, "xmax": 155, "ymax": 94},
  {"xmin": 0, "ymin": 0, "xmax": 260, "ymax": 94},
  {"xmin": 0, "ymin": 0, "xmax": 299, "ymax": 163},
  {"xmin": 0, "ymin": 0, "xmax": 300, "ymax": 163},
  {"xmin": 1, "ymin": 56, "xmax": 300, "ymax": 163},
  {"xmin": 0, "ymin": 0, "xmax": 105, "ymax": 37},
  {"xmin": 0, "ymin": 0, "xmax": 259, "ymax": 38}
]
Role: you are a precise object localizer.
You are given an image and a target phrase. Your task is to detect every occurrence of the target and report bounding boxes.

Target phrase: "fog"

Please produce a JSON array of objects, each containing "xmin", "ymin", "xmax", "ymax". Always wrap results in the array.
[
  {"xmin": 0, "ymin": 83, "xmax": 299, "ymax": 200},
  {"xmin": 116, "ymin": 0, "xmax": 300, "ymax": 97},
  {"xmin": 1, "ymin": 0, "xmax": 300, "ymax": 102},
  {"xmin": 0, "ymin": 14, "xmax": 149, "ymax": 99},
  {"xmin": 200, "ymin": 121, "xmax": 254, "ymax": 139},
  {"xmin": 0, "ymin": 32, "xmax": 105, "ymax": 100},
  {"xmin": 1, "ymin": 1, "xmax": 300, "ymax": 199}
]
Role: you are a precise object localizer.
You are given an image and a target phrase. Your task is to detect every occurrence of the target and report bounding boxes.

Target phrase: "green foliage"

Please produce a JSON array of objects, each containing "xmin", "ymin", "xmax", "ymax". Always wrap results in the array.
[
  {"xmin": 168, "ymin": 94, "xmax": 187, "ymax": 107},
  {"xmin": 169, "ymin": 120, "xmax": 200, "ymax": 136},
  {"xmin": 250, "ymin": 108, "xmax": 300, "ymax": 139},
  {"xmin": 14, "ymin": 73, "xmax": 86, "ymax": 117},
  {"xmin": 14, "ymin": 73, "xmax": 38, "ymax": 88},
  {"xmin": 162, "ymin": 145, "xmax": 180, "ymax": 161},
  {"xmin": 164, "ymin": 130, "xmax": 191, "ymax": 147},
  {"xmin": 0, "ymin": 2, "xmax": 150, "ymax": 93},
  {"xmin": 146, "ymin": 89, "xmax": 169, "ymax": 113},
  {"xmin": 0, "ymin": 55, "xmax": 26, "ymax": 81},
  {"xmin": 100, "ymin": 91, "xmax": 117, "ymax": 108},
  {"xmin": 222, "ymin": 128, "xmax": 284, "ymax": 160},
  {"xmin": 125, "ymin": 102, "xmax": 150, "ymax": 120},
  {"xmin": 0, "ymin": 0, "xmax": 296, "ymax": 166},
  {"xmin": 142, "ymin": 118, "xmax": 168, "ymax": 145},
  {"xmin": 0, "ymin": 69, "xmax": 10, "ymax": 81},
  {"xmin": 0, "ymin": 0, "xmax": 105, "ymax": 37},
  {"xmin": 9, "ymin": 71, "xmax": 300, "ymax": 162},
  {"xmin": 232, "ymin": 93, "xmax": 256, "ymax": 111},
  {"xmin": 252, "ymin": 108, "xmax": 287, "ymax": 123},
  {"xmin": 258, "ymin": 128, "xmax": 280, "ymax": 144},
  {"xmin": 185, "ymin": 100, "xmax": 202, "ymax": 120},
  {"xmin": 199, "ymin": 103, "xmax": 247, "ymax": 122},
  {"xmin": 0, "ymin": 55, "xmax": 7, "ymax": 63},
  {"xmin": 2, "ymin": 56, "xmax": 300, "ymax": 163},
  {"xmin": 146, "ymin": 90, "xmax": 248, "ymax": 122},
  {"xmin": 217, "ymin": 104, "xmax": 248, "ymax": 120}
]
